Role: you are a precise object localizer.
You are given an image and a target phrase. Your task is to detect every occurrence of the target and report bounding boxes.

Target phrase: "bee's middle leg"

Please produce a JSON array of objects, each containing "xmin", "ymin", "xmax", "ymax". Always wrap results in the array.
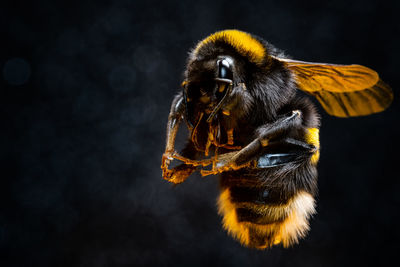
[{"xmin": 229, "ymin": 110, "xmax": 303, "ymax": 167}]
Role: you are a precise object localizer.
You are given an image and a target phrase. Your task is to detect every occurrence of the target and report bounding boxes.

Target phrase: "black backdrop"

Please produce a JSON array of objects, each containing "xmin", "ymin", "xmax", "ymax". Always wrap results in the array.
[{"xmin": 1, "ymin": 0, "xmax": 399, "ymax": 266}]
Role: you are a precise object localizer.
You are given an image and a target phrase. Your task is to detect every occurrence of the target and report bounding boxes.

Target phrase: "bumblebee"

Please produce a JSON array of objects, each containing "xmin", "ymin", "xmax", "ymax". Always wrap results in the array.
[{"xmin": 161, "ymin": 30, "xmax": 393, "ymax": 249}]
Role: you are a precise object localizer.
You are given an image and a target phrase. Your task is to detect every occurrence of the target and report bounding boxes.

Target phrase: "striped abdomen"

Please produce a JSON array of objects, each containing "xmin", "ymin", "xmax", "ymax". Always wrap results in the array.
[{"xmin": 217, "ymin": 128, "xmax": 319, "ymax": 249}]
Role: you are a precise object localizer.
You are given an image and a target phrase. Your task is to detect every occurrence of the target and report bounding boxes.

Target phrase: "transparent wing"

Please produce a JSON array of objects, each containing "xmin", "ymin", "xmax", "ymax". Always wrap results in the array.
[{"xmin": 279, "ymin": 59, "xmax": 393, "ymax": 117}]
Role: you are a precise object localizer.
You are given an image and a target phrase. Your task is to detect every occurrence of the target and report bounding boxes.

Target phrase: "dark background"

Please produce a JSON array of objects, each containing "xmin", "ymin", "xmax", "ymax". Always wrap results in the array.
[{"xmin": 1, "ymin": 0, "xmax": 399, "ymax": 266}]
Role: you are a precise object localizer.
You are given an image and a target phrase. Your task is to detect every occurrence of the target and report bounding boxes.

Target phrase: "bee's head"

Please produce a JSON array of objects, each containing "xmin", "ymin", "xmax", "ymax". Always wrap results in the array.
[
  {"xmin": 183, "ymin": 30, "xmax": 296, "ymax": 126},
  {"xmin": 183, "ymin": 52, "xmax": 249, "ymax": 127}
]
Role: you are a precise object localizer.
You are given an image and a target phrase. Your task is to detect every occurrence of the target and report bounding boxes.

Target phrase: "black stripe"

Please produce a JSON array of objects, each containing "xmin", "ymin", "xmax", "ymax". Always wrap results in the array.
[
  {"xmin": 229, "ymin": 186, "xmax": 290, "ymax": 205},
  {"xmin": 236, "ymin": 208, "xmax": 286, "ymax": 225}
]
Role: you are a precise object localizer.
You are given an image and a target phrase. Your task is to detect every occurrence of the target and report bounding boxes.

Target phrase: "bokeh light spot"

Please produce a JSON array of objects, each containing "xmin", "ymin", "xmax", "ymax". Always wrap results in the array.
[{"xmin": 3, "ymin": 58, "xmax": 31, "ymax": 86}]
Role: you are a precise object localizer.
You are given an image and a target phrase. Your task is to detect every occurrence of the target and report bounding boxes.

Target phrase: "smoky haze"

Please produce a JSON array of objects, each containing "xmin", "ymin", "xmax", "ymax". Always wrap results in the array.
[{"xmin": 1, "ymin": 0, "xmax": 399, "ymax": 266}]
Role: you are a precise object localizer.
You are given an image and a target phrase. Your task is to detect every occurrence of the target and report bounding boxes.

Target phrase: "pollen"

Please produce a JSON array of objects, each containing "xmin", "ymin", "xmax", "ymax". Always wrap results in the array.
[{"xmin": 194, "ymin": 30, "xmax": 266, "ymax": 64}]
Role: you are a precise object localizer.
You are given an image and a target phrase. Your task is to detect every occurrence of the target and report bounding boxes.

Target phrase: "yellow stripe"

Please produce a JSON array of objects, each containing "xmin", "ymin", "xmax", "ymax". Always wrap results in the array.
[
  {"xmin": 217, "ymin": 189, "xmax": 316, "ymax": 249},
  {"xmin": 218, "ymin": 189, "xmax": 250, "ymax": 246},
  {"xmin": 194, "ymin": 30, "xmax": 266, "ymax": 64},
  {"xmin": 305, "ymin": 128, "xmax": 320, "ymax": 164}
]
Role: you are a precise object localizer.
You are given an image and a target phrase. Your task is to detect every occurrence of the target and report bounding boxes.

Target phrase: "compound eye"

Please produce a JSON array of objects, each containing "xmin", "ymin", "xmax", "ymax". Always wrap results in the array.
[{"xmin": 217, "ymin": 58, "xmax": 233, "ymax": 80}]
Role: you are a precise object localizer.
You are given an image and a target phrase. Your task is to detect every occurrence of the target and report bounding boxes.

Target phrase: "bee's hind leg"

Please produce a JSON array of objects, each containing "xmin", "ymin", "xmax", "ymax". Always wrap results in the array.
[{"xmin": 208, "ymin": 110, "xmax": 303, "ymax": 173}]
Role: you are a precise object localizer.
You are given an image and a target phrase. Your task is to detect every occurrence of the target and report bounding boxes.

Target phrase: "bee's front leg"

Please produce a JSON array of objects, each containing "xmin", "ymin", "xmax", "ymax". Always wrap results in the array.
[
  {"xmin": 163, "ymin": 142, "xmax": 200, "ymax": 184},
  {"xmin": 161, "ymin": 93, "xmax": 186, "ymax": 180},
  {"xmin": 163, "ymin": 163, "xmax": 197, "ymax": 184}
]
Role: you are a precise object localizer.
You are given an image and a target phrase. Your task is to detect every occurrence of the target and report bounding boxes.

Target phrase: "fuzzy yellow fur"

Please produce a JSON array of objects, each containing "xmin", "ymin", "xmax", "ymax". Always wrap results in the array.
[
  {"xmin": 305, "ymin": 127, "xmax": 320, "ymax": 164},
  {"xmin": 217, "ymin": 189, "xmax": 316, "ymax": 249},
  {"xmin": 194, "ymin": 30, "xmax": 266, "ymax": 64}
]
